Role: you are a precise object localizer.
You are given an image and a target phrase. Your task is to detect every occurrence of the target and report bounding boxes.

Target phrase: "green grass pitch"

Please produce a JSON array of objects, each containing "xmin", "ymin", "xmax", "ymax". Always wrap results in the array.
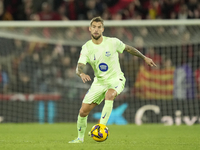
[{"xmin": 0, "ymin": 123, "xmax": 199, "ymax": 150}]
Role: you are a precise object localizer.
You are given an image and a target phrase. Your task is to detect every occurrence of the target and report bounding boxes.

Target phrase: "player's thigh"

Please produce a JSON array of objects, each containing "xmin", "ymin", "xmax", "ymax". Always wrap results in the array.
[{"xmin": 83, "ymin": 82, "xmax": 106, "ymax": 105}]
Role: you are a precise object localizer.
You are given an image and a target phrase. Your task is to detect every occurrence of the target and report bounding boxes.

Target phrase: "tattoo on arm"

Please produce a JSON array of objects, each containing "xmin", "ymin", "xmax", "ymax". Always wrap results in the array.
[
  {"xmin": 124, "ymin": 45, "xmax": 145, "ymax": 59},
  {"xmin": 76, "ymin": 63, "xmax": 85, "ymax": 77}
]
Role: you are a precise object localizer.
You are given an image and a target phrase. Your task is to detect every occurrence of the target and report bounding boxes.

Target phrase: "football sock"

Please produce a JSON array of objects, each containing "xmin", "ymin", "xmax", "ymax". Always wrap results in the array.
[
  {"xmin": 77, "ymin": 115, "xmax": 88, "ymax": 140},
  {"xmin": 100, "ymin": 100, "xmax": 114, "ymax": 125}
]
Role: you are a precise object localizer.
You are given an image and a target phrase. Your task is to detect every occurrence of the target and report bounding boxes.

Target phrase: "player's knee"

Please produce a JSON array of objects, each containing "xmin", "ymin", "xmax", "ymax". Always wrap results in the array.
[
  {"xmin": 105, "ymin": 93, "xmax": 116, "ymax": 100},
  {"xmin": 79, "ymin": 109, "xmax": 88, "ymax": 117},
  {"xmin": 105, "ymin": 90, "xmax": 117, "ymax": 100},
  {"xmin": 105, "ymin": 95, "xmax": 114, "ymax": 100}
]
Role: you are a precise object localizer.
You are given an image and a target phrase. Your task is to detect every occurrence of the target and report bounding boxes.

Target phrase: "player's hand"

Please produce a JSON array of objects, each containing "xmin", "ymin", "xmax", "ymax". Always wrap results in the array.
[
  {"xmin": 80, "ymin": 73, "xmax": 91, "ymax": 83},
  {"xmin": 144, "ymin": 56, "xmax": 157, "ymax": 67}
]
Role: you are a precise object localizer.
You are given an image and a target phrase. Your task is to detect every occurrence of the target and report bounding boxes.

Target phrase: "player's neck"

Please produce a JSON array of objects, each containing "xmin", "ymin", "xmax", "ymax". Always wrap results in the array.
[{"xmin": 91, "ymin": 36, "xmax": 103, "ymax": 45}]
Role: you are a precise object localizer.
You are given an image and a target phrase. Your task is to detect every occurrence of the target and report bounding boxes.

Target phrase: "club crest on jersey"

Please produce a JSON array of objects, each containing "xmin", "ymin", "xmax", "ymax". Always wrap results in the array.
[
  {"xmin": 105, "ymin": 51, "xmax": 111, "ymax": 57},
  {"xmin": 99, "ymin": 63, "xmax": 108, "ymax": 72}
]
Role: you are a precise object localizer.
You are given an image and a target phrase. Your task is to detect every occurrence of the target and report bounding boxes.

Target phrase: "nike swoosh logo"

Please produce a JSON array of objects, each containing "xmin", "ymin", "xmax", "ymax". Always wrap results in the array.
[{"xmin": 102, "ymin": 113, "xmax": 107, "ymax": 119}]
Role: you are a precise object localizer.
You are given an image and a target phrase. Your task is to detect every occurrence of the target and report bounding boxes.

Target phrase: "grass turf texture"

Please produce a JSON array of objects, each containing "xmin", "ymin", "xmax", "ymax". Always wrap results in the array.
[{"xmin": 0, "ymin": 123, "xmax": 199, "ymax": 150}]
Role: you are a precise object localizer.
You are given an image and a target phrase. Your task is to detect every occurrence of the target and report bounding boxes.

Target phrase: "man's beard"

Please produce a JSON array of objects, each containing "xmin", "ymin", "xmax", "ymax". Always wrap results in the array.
[{"xmin": 91, "ymin": 34, "xmax": 101, "ymax": 40}]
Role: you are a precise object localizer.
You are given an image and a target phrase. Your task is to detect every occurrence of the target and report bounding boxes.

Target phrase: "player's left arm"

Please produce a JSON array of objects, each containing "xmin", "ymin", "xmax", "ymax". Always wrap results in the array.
[{"xmin": 124, "ymin": 44, "xmax": 157, "ymax": 67}]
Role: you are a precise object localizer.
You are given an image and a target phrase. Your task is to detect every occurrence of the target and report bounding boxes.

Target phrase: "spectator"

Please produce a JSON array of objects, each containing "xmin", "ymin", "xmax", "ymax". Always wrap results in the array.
[
  {"xmin": 61, "ymin": 68, "xmax": 82, "ymax": 100},
  {"xmin": 147, "ymin": 0, "xmax": 161, "ymax": 19},
  {"xmin": 101, "ymin": 7, "xmax": 111, "ymax": 20},
  {"xmin": 122, "ymin": 1, "xmax": 143, "ymax": 20},
  {"xmin": 13, "ymin": 39, "xmax": 25, "ymax": 56},
  {"xmin": 111, "ymin": 12, "xmax": 123, "ymax": 20},
  {"xmin": 0, "ymin": 64, "xmax": 9, "ymax": 93},
  {"xmin": 177, "ymin": 4, "xmax": 189, "ymax": 19},
  {"xmin": 85, "ymin": 0, "xmax": 101, "ymax": 20},
  {"xmin": 14, "ymin": 72, "xmax": 33, "ymax": 93},
  {"xmin": 18, "ymin": 51, "xmax": 41, "ymax": 92},
  {"xmin": 23, "ymin": 2, "xmax": 34, "ymax": 20},
  {"xmin": 37, "ymin": 2, "xmax": 61, "ymax": 20},
  {"xmin": 163, "ymin": 57, "xmax": 173, "ymax": 70},
  {"xmin": 18, "ymin": 52, "xmax": 40, "ymax": 78},
  {"xmin": 161, "ymin": 0, "xmax": 175, "ymax": 19},
  {"xmin": 35, "ymin": 53, "xmax": 57, "ymax": 93},
  {"xmin": 110, "ymin": 26, "xmax": 133, "ymax": 42},
  {"xmin": 58, "ymin": 55, "xmax": 71, "ymax": 80},
  {"xmin": 122, "ymin": 2, "xmax": 135, "ymax": 19},
  {"xmin": 195, "ymin": 67, "xmax": 200, "ymax": 98},
  {"xmin": 51, "ymin": 43, "xmax": 64, "ymax": 69},
  {"xmin": 30, "ymin": 13, "xmax": 40, "ymax": 20},
  {"xmin": 170, "ymin": 11, "xmax": 178, "ymax": 19},
  {"xmin": 57, "ymin": 4, "xmax": 69, "ymax": 20},
  {"xmin": 174, "ymin": 63, "xmax": 195, "ymax": 100},
  {"xmin": 66, "ymin": 0, "xmax": 86, "ymax": 20},
  {"xmin": 193, "ymin": 8, "xmax": 200, "ymax": 19},
  {"xmin": 187, "ymin": 0, "xmax": 198, "ymax": 12},
  {"xmin": 188, "ymin": 1, "xmax": 200, "ymax": 19},
  {"xmin": 0, "ymin": 38, "xmax": 15, "ymax": 56},
  {"xmin": 65, "ymin": 27, "xmax": 76, "ymax": 40},
  {"xmin": 3, "ymin": 0, "xmax": 23, "ymax": 20},
  {"xmin": 0, "ymin": 0, "xmax": 13, "ymax": 20},
  {"xmin": 11, "ymin": 40, "xmax": 26, "ymax": 78},
  {"xmin": 197, "ymin": 2, "xmax": 200, "ymax": 14},
  {"xmin": 68, "ymin": 46, "xmax": 80, "ymax": 68}
]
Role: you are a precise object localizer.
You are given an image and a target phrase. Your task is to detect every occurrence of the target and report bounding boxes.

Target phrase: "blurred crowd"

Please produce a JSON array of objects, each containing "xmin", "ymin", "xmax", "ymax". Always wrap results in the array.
[
  {"xmin": 0, "ymin": 37, "xmax": 200, "ymax": 99},
  {"xmin": 0, "ymin": 0, "xmax": 200, "ymax": 100},
  {"xmin": 0, "ymin": 39, "xmax": 86, "ymax": 99},
  {"xmin": 0, "ymin": 0, "xmax": 200, "ymax": 21}
]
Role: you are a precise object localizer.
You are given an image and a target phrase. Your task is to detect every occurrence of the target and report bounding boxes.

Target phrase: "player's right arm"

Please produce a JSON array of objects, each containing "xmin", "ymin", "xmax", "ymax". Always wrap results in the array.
[
  {"xmin": 76, "ymin": 63, "xmax": 91, "ymax": 83},
  {"xmin": 77, "ymin": 44, "xmax": 91, "ymax": 83}
]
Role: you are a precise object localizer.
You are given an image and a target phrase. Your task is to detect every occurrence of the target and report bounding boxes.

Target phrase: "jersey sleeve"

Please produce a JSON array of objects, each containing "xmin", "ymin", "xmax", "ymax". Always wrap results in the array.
[
  {"xmin": 114, "ymin": 38, "xmax": 126, "ymax": 53},
  {"xmin": 78, "ymin": 45, "xmax": 89, "ymax": 65}
]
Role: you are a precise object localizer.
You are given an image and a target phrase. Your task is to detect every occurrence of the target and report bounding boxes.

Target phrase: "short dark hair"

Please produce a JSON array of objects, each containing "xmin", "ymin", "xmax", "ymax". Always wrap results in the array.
[{"xmin": 90, "ymin": 16, "xmax": 104, "ymax": 27}]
